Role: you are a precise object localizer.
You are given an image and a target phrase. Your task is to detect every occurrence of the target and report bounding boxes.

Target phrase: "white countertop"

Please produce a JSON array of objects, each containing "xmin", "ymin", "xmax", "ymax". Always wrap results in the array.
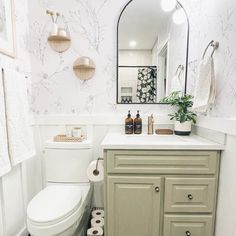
[{"xmin": 101, "ymin": 133, "xmax": 224, "ymax": 150}]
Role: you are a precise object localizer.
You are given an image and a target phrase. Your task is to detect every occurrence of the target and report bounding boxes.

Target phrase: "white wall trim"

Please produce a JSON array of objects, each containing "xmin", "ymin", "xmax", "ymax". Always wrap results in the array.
[
  {"xmin": 32, "ymin": 114, "xmax": 174, "ymax": 126},
  {"xmin": 16, "ymin": 226, "xmax": 28, "ymax": 236},
  {"xmin": 0, "ymin": 179, "xmax": 7, "ymax": 236},
  {"xmin": 20, "ymin": 164, "xmax": 28, "ymax": 222},
  {"xmin": 32, "ymin": 115, "xmax": 236, "ymax": 137}
]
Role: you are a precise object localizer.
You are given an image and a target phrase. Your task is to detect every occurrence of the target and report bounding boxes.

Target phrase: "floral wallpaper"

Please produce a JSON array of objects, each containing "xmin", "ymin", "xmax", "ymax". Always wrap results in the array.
[{"xmin": 28, "ymin": 0, "xmax": 236, "ymax": 118}]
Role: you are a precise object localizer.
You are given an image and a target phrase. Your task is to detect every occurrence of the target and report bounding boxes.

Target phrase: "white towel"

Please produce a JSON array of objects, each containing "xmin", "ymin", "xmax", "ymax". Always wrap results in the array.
[
  {"xmin": 0, "ymin": 70, "xmax": 11, "ymax": 176},
  {"xmin": 3, "ymin": 70, "xmax": 35, "ymax": 166},
  {"xmin": 192, "ymin": 57, "xmax": 216, "ymax": 113}
]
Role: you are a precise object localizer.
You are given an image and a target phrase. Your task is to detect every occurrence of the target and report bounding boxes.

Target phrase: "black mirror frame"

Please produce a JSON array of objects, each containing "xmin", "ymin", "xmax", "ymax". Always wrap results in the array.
[{"xmin": 116, "ymin": 0, "xmax": 190, "ymax": 104}]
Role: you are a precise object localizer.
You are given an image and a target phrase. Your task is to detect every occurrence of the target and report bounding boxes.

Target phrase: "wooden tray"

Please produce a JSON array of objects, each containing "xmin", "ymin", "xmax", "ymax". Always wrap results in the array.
[
  {"xmin": 155, "ymin": 129, "xmax": 174, "ymax": 135},
  {"xmin": 53, "ymin": 135, "xmax": 85, "ymax": 142}
]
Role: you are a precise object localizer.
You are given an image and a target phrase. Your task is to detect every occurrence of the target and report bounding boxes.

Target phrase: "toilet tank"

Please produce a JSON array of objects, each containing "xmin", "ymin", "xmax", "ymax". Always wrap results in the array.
[{"xmin": 44, "ymin": 140, "xmax": 93, "ymax": 183}]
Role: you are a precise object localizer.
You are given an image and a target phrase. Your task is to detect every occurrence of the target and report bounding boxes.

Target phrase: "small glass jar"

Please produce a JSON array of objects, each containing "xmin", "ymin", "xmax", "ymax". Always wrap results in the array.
[{"xmin": 72, "ymin": 127, "xmax": 82, "ymax": 137}]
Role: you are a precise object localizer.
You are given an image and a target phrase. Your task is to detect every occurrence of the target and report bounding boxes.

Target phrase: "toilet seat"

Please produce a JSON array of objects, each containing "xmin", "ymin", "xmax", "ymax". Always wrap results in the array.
[
  {"xmin": 27, "ymin": 185, "xmax": 82, "ymax": 224},
  {"xmin": 27, "ymin": 184, "xmax": 90, "ymax": 236}
]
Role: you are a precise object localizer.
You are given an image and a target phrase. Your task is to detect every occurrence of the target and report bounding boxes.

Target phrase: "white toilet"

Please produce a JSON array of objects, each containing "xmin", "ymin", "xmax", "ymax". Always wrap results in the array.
[{"xmin": 27, "ymin": 140, "xmax": 93, "ymax": 236}]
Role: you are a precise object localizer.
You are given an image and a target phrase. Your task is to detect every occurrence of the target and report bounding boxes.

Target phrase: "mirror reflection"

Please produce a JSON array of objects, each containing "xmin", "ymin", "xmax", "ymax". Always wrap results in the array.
[{"xmin": 117, "ymin": 0, "xmax": 188, "ymax": 104}]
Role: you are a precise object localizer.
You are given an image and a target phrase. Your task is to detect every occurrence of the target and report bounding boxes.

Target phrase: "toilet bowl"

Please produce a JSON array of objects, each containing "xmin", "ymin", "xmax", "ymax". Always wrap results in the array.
[
  {"xmin": 27, "ymin": 138, "xmax": 93, "ymax": 236},
  {"xmin": 27, "ymin": 183, "xmax": 92, "ymax": 236}
]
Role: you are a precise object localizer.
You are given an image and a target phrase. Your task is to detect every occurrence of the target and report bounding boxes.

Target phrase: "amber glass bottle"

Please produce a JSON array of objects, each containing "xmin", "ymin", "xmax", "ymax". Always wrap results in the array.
[
  {"xmin": 125, "ymin": 110, "xmax": 134, "ymax": 134},
  {"xmin": 134, "ymin": 110, "xmax": 142, "ymax": 134}
]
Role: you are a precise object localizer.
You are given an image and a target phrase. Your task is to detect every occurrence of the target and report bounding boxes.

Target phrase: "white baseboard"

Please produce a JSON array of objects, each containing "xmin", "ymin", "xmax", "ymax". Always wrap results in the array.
[{"xmin": 16, "ymin": 226, "xmax": 28, "ymax": 236}]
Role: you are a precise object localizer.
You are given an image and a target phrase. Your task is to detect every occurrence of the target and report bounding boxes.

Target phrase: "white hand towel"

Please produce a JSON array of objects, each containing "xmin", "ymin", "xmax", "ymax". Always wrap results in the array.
[
  {"xmin": 192, "ymin": 57, "xmax": 216, "ymax": 113},
  {"xmin": 0, "ymin": 70, "xmax": 11, "ymax": 176},
  {"xmin": 3, "ymin": 70, "xmax": 35, "ymax": 166}
]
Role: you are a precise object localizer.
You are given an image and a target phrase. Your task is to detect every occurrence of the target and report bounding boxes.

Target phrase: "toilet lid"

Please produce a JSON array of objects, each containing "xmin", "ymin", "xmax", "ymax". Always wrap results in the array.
[{"xmin": 27, "ymin": 185, "xmax": 82, "ymax": 224}]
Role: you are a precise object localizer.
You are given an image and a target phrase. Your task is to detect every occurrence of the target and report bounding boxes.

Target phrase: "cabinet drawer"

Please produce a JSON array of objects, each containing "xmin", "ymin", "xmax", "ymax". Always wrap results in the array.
[
  {"xmin": 164, "ymin": 178, "xmax": 216, "ymax": 213},
  {"xmin": 163, "ymin": 215, "xmax": 213, "ymax": 236},
  {"xmin": 106, "ymin": 150, "xmax": 218, "ymax": 174}
]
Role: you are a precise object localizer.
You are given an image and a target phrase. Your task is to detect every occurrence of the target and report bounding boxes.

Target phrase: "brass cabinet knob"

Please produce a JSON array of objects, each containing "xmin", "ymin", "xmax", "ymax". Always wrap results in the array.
[
  {"xmin": 188, "ymin": 194, "xmax": 193, "ymax": 200},
  {"xmin": 155, "ymin": 187, "xmax": 160, "ymax": 193},
  {"xmin": 186, "ymin": 231, "xmax": 191, "ymax": 236}
]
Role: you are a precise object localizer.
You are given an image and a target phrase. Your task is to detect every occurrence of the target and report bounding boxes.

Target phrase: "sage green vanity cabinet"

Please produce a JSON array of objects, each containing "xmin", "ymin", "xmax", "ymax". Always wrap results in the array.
[{"xmin": 104, "ymin": 150, "xmax": 220, "ymax": 236}]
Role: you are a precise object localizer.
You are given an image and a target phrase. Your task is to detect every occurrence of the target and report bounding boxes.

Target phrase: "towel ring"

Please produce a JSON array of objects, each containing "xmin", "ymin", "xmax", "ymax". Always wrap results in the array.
[{"xmin": 202, "ymin": 40, "xmax": 219, "ymax": 59}]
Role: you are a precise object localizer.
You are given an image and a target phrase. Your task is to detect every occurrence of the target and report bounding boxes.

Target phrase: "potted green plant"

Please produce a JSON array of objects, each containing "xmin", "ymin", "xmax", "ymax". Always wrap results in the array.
[{"xmin": 161, "ymin": 91, "xmax": 197, "ymax": 135}]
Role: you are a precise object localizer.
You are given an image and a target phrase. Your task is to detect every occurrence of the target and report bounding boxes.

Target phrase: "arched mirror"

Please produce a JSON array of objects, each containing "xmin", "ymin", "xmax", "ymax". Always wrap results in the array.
[{"xmin": 117, "ymin": 0, "xmax": 189, "ymax": 104}]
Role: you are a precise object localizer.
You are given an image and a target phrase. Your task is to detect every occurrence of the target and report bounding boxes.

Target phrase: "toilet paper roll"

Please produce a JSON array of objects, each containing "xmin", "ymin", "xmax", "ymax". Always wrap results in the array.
[
  {"xmin": 91, "ymin": 217, "xmax": 104, "ymax": 229},
  {"xmin": 92, "ymin": 209, "xmax": 104, "ymax": 218},
  {"xmin": 87, "ymin": 160, "xmax": 104, "ymax": 182},
  {"xmin": 87, "ymin": 227, "xmax": 103, "ymax": 236}
]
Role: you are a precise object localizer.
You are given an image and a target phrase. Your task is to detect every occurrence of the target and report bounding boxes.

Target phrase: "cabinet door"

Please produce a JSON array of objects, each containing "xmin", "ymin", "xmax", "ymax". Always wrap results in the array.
[{"xmin": 106, "ymin": 176, "xmax": 162, "ymax": 236}]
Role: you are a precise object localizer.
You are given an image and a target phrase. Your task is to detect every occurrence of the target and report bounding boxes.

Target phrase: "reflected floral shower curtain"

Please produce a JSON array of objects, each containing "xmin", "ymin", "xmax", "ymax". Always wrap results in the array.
[{"xmin": 136, "ymin": 67, "xmax": 157, "ymax": 103}]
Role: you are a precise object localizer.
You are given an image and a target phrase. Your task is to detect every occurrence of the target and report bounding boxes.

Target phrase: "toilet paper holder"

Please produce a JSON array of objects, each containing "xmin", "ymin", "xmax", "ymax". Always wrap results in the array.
[{"xmin": 93, "ymin": 158, "xmax": 104, "ymax": 176}]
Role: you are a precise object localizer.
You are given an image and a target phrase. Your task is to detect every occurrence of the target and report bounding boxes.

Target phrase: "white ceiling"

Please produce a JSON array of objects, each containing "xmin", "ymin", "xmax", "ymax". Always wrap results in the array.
[{"xmin": 119, "ymin": 0, "xmax": 172, "ymax": 50}]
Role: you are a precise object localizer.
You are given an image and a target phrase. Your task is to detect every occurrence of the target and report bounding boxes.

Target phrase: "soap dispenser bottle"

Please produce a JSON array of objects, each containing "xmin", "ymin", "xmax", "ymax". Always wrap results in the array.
[
  {"xmin": 134, "ymin": 110, "xmax": 142, "ymax": 134},
  {"xmin": 125, "ymin": 110, "xmax": 134, "ymax": 134}
]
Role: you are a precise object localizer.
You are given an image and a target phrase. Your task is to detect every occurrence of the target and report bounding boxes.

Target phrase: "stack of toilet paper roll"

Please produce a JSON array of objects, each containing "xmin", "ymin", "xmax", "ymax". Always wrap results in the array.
[{"xmin": 87, "ymin": 209, "xmax": 104, "ymax": 236}]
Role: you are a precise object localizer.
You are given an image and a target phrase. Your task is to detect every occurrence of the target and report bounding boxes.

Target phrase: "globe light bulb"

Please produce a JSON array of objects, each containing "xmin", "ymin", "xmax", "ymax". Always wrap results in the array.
[
  {"xmin": 161, "ymin": 0, "xmax": 176, "ymax": 12},
  {"xmin": 129, "ymin": 40, "xmax": 137, "ymax": 48}
]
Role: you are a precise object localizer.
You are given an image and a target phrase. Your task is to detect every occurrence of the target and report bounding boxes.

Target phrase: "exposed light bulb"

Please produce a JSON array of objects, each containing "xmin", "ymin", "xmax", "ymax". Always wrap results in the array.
[
  {"xmin": 173, "ymin": 8, "xmax": 186, "ymax": 24},
  {"xmin": 129, "ymin": 40, "xmax": 137, "ymax": 48},
  {"xmin": 161, "ymin": 0, "xmax": 176, "ymax": 12}
]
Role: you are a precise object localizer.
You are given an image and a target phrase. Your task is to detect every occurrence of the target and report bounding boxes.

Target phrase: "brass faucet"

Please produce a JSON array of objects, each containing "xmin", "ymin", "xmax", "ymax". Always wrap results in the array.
[{"xmin": 148, "ymin": 114, "xmax": 154, "ymax": 135}]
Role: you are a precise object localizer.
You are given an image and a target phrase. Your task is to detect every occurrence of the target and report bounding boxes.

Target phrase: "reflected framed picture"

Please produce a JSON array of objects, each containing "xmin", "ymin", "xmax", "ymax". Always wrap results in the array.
[{"xmin": 0, "ymin": 0, "xmax": 16, "ymax": 58}]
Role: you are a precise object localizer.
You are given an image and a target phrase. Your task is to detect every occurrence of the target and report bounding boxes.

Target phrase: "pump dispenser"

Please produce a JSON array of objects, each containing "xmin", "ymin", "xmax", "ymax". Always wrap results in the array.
[
  {"xmin": 134, "ymin": 110, "xmax": 142, "ymax": 134},
  {"xmin": 125, "ymin": 110, "xmax": 134, "ymax": 134}
]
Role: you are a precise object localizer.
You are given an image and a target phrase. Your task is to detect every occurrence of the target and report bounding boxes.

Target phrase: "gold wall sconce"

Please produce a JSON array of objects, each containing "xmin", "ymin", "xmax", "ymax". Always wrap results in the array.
[
  {"xmin": 73, "ymin": 57, "xmax": 96, "ymax": 80},
  {"xmin": 46, "ymin": 10, "xmax": 71, "ymax": 53}
]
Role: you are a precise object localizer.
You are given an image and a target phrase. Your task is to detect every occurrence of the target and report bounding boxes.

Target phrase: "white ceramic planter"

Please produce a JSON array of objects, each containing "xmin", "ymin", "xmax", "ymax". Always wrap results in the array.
[{"xmin": 174, "ymin": 121, "xmax": 192, "ymax": 136}]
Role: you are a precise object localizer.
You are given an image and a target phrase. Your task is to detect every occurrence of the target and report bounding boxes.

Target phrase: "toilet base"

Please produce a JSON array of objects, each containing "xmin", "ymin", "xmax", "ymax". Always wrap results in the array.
[
  {"xmin": 29, "ymin": 213, "xmax": 88, "ymax": 236},
  {"xmin": 29, "ymin": 219, "xmax": 79, "ymax": 236}
]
